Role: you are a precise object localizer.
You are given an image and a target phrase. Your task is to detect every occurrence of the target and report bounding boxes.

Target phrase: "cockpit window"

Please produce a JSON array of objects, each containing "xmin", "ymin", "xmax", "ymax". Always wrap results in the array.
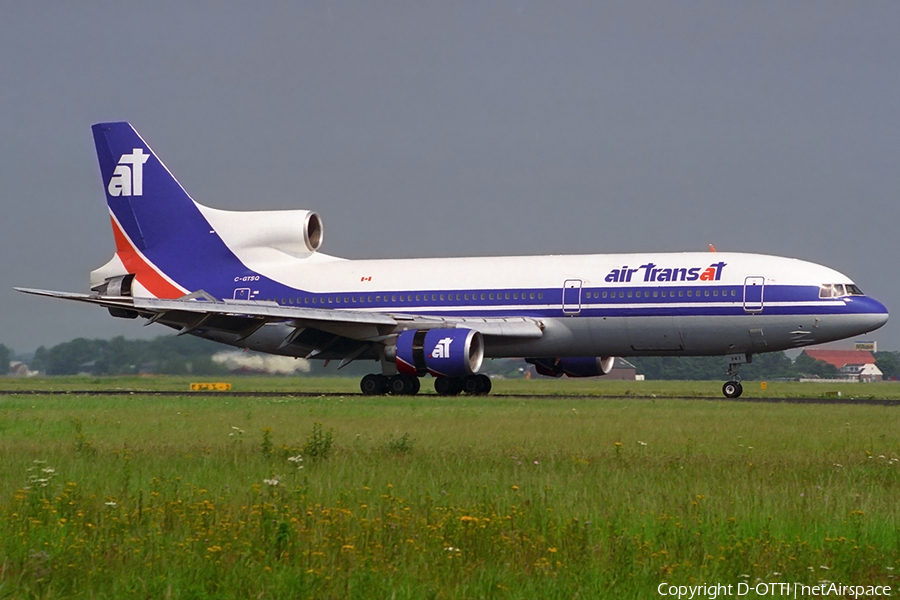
[{"xmin": 819, "ymin": 283, "xmax": 864, "ymax": 298}]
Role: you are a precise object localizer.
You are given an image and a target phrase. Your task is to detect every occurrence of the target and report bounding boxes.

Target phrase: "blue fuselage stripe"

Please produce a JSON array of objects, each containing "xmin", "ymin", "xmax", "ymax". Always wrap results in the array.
[{"xmin": 228, "ymin": 283, "xmax": 879, "ymax": 319}]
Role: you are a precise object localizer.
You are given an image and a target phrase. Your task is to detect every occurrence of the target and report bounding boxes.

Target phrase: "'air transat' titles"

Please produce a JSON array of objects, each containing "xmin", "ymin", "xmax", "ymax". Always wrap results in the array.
[{"xmin": 605, "ymin": 262, "xmax": 727, "ymax": 284}]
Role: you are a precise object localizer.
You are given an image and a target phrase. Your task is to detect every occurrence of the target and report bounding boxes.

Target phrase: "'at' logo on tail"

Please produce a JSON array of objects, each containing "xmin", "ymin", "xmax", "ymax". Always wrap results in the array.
[{"xmin": 108, "ymin": 148, "xmax": 149, "ymax": 197}]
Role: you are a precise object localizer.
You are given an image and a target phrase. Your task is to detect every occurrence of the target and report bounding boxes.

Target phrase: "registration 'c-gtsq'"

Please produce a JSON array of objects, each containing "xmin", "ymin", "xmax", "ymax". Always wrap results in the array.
[{"xmin": 17, "ymin": 123, "xmax": 889, "ymax": 397}]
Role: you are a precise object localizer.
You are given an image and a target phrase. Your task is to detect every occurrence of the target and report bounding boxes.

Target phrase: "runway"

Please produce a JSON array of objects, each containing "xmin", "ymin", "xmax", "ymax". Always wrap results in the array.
[{"xmin": 1, "ymin": 389, "xmax": 897, "ymax": 406}]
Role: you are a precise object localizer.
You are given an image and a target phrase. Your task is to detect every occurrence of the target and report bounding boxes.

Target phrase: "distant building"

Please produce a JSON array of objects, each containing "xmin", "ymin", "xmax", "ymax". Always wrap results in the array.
[
  {"xmin": 801, "ymin": 349, "xmax": 882, "ymax": 382},
  {"xmin": 607, "ymin": 358, "xmax": 638, "ymax": 380}
]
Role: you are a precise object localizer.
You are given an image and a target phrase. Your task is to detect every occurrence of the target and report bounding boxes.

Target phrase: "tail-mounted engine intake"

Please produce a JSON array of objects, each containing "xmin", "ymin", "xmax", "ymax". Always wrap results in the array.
[
  {"xmin": 527, "ymin": 356, "xmax": 616, "ymax": 378},
  {"xmin": 197, "ymin": 207, "xmax": 324, "ymax": 258},
  {"xmin": 395, "ymin": 328, "xmax": 484, "ymax": 378}
]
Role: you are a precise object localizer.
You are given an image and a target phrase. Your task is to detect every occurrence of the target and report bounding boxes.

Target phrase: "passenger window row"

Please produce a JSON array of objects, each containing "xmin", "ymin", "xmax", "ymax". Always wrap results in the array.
[
  {"xmin": 585, "ymin": 289, "xmax": 739, "ymax": 299},
  {"xmin": 264, "ymin": 287, "xmax": 742, "ymax": 305}
]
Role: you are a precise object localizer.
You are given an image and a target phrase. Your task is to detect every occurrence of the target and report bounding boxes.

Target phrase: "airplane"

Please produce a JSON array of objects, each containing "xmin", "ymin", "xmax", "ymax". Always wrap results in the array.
[{"xmin": 17, "ymin": 122, "xmax": 889, "ymax": 398}]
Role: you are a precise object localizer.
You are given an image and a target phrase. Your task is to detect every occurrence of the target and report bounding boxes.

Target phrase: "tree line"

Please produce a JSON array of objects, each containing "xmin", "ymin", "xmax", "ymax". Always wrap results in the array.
[
  {"xmin": 630, "ymin": 352, "xmax": 900, "ymax": 381},
  {"xmin": 2, "ymin": 336, "xmax": 899, "ymax": 380},
  {"xmin": 29, "ymin": 336, "xmax": 229, "ymax": 376}
]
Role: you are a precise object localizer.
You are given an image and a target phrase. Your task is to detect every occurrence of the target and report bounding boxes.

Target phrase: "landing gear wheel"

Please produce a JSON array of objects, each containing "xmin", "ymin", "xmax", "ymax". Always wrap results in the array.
[
  {"xmin": 388, "ymin": 375, "xmax": 420, "ymax": 396},
  {"xmin": 722, "ymin": 381, "xmax": 743, "ymax": 399},
  {"xmin": 477, "ymin": 374, "xmax": 492, "ymax": 395},
  {"xmin": 361, "ymin": 374, "xmax": 387, "ymax": 395},
  {"xmin": 434, "ymin": 377, "xmax": 462, "ymax": 396},
  {"xmin": 462, "ymin": 375, "xmax": 480, "ymax": 395},
  {"xmin": 462, "ymin": 374, "xmax": 492, "ymax": 395}
]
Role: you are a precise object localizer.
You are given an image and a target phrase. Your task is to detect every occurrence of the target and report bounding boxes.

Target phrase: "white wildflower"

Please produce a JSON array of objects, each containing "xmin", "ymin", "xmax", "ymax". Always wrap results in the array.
[
  {"xmin": 105, "ymin": 501, "xmax": 118, "ymax": 508},
  {"xmin": 263, "ymin": 477, "xmax": 280, "ymax": 487}
]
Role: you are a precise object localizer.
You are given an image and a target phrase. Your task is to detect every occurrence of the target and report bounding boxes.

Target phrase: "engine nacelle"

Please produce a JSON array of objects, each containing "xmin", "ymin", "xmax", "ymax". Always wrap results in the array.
[
  {"xmin": 196, "ymin": 206, "xmax": 324, "ymax": 258},
  {"xmin": 92, "ymin": 273, "xmax": 135, "ymax": 297},
  {"xmin": 395, "ymin": 328, "xmax": 484, "ymax": 378},
  {"xmin": 527, "ymin": 356, "xmax": 616, "ymax": 378},
  {"xmin": 91, "ymin": 274, "xmax": 138, "ymax": 319}
]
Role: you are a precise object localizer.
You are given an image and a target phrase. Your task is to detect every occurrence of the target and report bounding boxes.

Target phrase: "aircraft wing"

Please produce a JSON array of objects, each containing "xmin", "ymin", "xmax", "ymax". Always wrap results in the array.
[{"xmin": 15, "ymin": 288, "xmax": 544, "ymax": 342}]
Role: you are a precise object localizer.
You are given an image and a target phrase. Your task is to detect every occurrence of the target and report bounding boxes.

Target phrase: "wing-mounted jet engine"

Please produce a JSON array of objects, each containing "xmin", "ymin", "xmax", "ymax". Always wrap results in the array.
[
  {"xmin": 527, "ymin": 356, "xmax": 616, "ymax": 378},
  {"xmin": 371, "ymin": 328, "xmax": 491, "ymax": 396}
]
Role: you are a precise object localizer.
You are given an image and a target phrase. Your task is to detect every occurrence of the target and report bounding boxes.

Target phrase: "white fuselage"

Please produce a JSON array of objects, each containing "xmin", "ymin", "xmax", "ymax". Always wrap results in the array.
[{"xmin": 198, "ymin": 251, "xmax": 887, "ymax": 360}]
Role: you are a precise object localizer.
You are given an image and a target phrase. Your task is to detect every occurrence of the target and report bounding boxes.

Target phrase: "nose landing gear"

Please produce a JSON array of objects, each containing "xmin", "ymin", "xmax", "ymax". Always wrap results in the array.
[
  {"xmin": 722, "ymin": 380, "xmax": 743, "ymax": 398},
  {"xmin": 722, "ymin": 354, "xmax": 749, "ymax": 398}
]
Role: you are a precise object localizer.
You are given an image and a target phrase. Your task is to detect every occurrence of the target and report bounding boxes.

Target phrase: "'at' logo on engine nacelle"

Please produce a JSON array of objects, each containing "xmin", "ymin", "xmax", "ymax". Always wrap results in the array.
[
  {"xmin": 108, "ymin": 148, "xmax": 149, "ymax": 197},
  {"xmin": 431, "ymin": 337, "xmax": 453, "ymax": 359}
]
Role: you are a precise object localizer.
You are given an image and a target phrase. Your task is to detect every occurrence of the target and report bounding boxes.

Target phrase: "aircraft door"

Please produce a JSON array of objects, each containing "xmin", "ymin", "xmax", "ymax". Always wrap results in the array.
[
  {"xmin": 233, "ymin": 288, "xmax": 251, "ymax": 301},
  {"xmin": 743, "ymin": 277, "xmax": 765, "ymax": 313},
  {"xmin": 562, "ymin": 279, "xmax": 583, "ymax": 315}
]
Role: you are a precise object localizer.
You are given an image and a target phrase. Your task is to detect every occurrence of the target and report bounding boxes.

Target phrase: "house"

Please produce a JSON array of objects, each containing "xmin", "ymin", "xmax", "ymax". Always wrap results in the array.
[
  {"xmin": 607, "ymin": 358, "xmax": 638, "ymax": 380},
  {"xmin": 801, "ymin": 349, "xmax": 882, "ymax": 382}
]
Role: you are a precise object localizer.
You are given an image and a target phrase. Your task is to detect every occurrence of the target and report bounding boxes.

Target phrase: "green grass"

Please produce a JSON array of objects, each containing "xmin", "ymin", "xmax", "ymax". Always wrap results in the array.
[
  {"xmin": 3, "ymin": 374, "xmax": 900, "ymax": 399},
  {"xmin": 0, "ymin": 381, "xmax": 899, "ymax": 598}
]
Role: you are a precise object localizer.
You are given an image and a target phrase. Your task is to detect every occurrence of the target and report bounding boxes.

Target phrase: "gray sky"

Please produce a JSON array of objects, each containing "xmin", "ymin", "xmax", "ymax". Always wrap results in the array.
[{"xmin": 2, "ymin": 2, "xmax": 898, "ymax": 353}]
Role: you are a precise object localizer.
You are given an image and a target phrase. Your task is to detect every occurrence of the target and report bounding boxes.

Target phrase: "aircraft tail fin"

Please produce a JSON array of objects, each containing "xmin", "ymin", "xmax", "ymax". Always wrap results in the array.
[
  {"xmin": 91, "ymin": 122, "xmax": 240, "ymax": 297},
  {"xmin": 92, "ymin": 122, "xmax": 327, "ymax": 300}
]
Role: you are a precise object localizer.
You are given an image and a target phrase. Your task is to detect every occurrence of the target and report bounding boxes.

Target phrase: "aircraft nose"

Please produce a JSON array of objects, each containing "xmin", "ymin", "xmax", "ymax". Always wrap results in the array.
[{"xmin": 849, "ymin": 296, "xmax": 889, "ymax": 331}]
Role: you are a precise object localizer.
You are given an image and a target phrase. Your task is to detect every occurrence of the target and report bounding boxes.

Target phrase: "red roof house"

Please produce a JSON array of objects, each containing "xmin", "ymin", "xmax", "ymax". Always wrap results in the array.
[
  {"xmin": 802, "ymin": 350, "xmax": 876, "ymax": 369},
  {"xmin": 801, "ymin": 350, "xmax": 882, "ymax": 382}
]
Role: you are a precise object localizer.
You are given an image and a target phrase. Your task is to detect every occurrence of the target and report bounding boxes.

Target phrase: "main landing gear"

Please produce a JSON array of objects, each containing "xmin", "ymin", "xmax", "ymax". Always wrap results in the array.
[
  {"xmin": 359, "ymin": 374, "xmax": 492, "ymax": 396},
  {"xmin": 722, "ymin": 354, "xmax": 748, "ymax": 399}
]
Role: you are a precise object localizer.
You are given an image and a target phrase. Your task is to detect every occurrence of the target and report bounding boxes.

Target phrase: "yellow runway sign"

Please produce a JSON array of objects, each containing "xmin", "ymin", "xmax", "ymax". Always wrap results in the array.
[{"xmin": 190, "ymin": 382, "xmax": 232, "ymax": 391}]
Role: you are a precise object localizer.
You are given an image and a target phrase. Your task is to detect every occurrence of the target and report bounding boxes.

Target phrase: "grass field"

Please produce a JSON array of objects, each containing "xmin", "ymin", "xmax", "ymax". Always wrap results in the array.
[
  {"xmin": 3, "ymin": 374, "xmax": 900, "ymax": 399},
  {"xmin": 1, "ymin": 377, "xmax": 898, "ymax": 598}
]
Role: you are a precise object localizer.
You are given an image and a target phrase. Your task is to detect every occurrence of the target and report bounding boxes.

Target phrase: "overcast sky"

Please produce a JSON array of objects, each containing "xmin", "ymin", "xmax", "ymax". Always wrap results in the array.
[{"xmin": 1, "ymin": 2, "xmax": 898, "ymax": 354}]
